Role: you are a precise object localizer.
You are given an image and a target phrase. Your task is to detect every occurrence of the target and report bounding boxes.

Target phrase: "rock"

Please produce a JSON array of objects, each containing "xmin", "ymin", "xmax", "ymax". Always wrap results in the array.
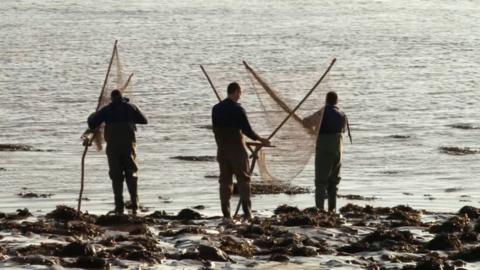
[
  {"xmin": 198, "ymin": 245, "xmax": 230, "ymax": 262},
  {"xmin": 291, "ymin": 245, "xmax": 318, "ymax": 257},
  {"xmin": 458, "ymin": 206, "xmax": 480, "ymax": 219},
  {"xmin": 450, "ymin": 246, "xmax": 480, "ymax": 262},
  {"xmin": 269, "ymin": 253, "xmax": 289, "ymax": 262},
  {"xmin": 10, "ymin": 255, "xmax": 58, "ymax": 266},
  {"xmin": 125, "ymin": 250, "xmax": 163, "ymax": 263},
  {"xmin": 414, "ymin": 255, "xmax": 454, "ymax": 270},
  {"xmin": 72, "ymin": 256, "xmax": 109, "ymax": 269},
  {"xmin": 460, "ymin": 231, "xmax": 478, "ymax": 242},
  {"xmin": 60, "ymin": 241, "xmax": 96, "ymax": 257},
  {"xmin": 7, "ymin": 208, "xmax": 32, "ymax": 219},
  {"xmin": 96, "ymin": 214, "xmax": 146, "ymax": 226},
  {"xmin": 177, "ymin": 209, "xmax": 201, "ymax": 220},
  {"xmin": 15, "ymin": 243, "xmax": 63, "ymax": 256},
  {"xmin": 426, "ymin": 234, "xmax": 462, "ymax": 250},
  {"xmin": 129, "ymin": 224, "xmax": 149, "ymax": 235},
  {"xmin": 274, "ymin": 204, "xmax": 300, "ymax": 215},
  {"xmin": 193, "ymin": 205, "xmax": 206, "ymax": 210}
]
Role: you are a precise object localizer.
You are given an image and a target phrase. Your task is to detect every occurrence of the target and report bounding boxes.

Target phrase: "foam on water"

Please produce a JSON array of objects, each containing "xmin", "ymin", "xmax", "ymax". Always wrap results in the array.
[{"xmin": 0, "ymin": 0, "xmax": 480, "ymax": 216}]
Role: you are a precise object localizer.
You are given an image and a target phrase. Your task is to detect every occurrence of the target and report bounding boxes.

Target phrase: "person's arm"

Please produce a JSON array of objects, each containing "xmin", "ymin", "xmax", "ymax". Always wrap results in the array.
[
  {"xmin": 238, "ymin": 107, "xmax": 259, "ymax": 141},
  {"xmin": 130, "ymin": 104, "xmax": 148, "ymax": 125},
  {"xmin": 87, "ymin": 107, "xmax": 108, "ymax": 129}
]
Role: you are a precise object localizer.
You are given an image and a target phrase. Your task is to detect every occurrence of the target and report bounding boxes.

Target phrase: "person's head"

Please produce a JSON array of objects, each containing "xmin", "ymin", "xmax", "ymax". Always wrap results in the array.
[
  {"xmin": 325, "ymin": 91, "xmax": 338, "ymax": 106},
  {"xmin": 227, "ymin": 82, "xmax": 242, "ymax": 102},
  {"xmin": 111, "ymin": 89, "xmax": 123, "ymax": 102}
]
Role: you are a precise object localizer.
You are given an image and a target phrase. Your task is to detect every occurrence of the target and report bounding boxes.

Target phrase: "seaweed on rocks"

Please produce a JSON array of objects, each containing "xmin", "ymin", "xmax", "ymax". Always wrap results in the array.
[
  {"xmin": 170, "ymin": 156, "xmax": 216, "ymax": 162},
  {"xmin": 338, "ymin": 194, "xmax": 376, "ymax": 201},
  {"xmin": 271, "ymin": 205, "xmax": 343, "ymax": 227},
  {"xmin": 159, "ymin": 226, "xmax": 207, "ymax": 237},
  {"xmin": 274, "ymin": 204, "xmax": 300, "ymax": 215},
  {"xmin": 430, "ymin": 215, "xmax": 470, "ymax": 234},
  {"xmin": 112, "ymin": 244, "xmax": 164, "ymax": 263},
  {"xmin": 17, "ymin": 192, "xmax": 53, "ymax": 198},
  {"xmin": 458, "ymin": 206, "xmax": 480, "ymax": 219},
  {"xmin": 439, "ymin": 146, "xmax": 480, "ymax": 155},
  {"xmin": 15, "ymin": 243, "xmax": 64, "ymax": 257},
  {"xmin": 386, "ymin": 209, "xmax": 424, "ymax": 227},
  {"xmin": 0, "ymin": 144, "xmax": 34, "ymax": 151},
  {"xmin": 220, "ymin": 236, "xmax": 255, "ymax": 258},
  {"xmin": 234, "ymin": 182, "xmax": 310, "ymax": 195},
  {"xmin": 10, "ymin": 255, "xmax": 59, "ymax": 266},
  {"xmin": 5, "ymin": 208, "xmax": 32, "ymax": 220},
  {"xmin": 46, "ymin": 205, "xmax": 85, "ymax": 222},
  {"xmin": 339, "ymin": 228, "xmax": 419, "ymax": 253},
  {"xmin": 409, "ymin": 254, "xmax": 454, "ymax": 270},
  {"xmin": 426, "ymin": 234, "xmax": 463, "ymax": 251}
]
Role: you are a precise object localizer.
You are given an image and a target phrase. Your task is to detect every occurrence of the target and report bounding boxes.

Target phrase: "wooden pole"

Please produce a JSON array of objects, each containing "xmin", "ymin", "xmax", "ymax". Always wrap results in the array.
[
  {"xmin": 78, "ymin": 40, "xmax": 119, "ymax": 214},
  {"xmin": 200, "ymin": 65, "xmax": 222, "ymax": 102}
]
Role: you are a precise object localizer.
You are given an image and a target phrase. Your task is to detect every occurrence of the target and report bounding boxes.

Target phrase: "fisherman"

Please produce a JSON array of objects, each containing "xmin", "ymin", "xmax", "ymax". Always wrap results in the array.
[
  {"xmin": 212, "ymin": 82, "xmax": 270, "ymax": 222},
  {"xmin": 303, "ymin": 91, "xmax": 346, "ymax": 212},
  {"xmin": 87, "ymin": 89, "xmax": 148, "ymax": 215}
]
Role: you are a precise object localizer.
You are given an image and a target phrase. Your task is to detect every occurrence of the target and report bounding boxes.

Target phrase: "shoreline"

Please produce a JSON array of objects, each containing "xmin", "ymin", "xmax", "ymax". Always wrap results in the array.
[{"xmin": 1, "ymin": 203, "xmax": 479, "ymax": 269}]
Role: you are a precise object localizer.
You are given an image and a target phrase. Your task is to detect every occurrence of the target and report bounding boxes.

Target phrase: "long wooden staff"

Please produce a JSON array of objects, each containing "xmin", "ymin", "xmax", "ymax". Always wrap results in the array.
[
  {"xmin": 233, "ymin": 58, "xmax": 337, "ymax": 217},
  {"xmin": 78, "ymin": 40, "xmax": 118, "ymax": 213},
  {"xmin": 200, "ymin": 65, "xmax": 222, "ymax": 101}
]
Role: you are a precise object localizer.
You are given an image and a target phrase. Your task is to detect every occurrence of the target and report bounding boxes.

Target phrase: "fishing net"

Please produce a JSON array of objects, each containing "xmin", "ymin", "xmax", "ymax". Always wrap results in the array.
[
  {"xmin": 203, "ymin": 60, "xmax": 333, "ymax": 183},
  {"xmin": 243, "ymin": 62, "xmax": 327, "ymax": 183},
  {"xmin": 92, "ymin": 43, "xmax": 133, "ymax": 150}
]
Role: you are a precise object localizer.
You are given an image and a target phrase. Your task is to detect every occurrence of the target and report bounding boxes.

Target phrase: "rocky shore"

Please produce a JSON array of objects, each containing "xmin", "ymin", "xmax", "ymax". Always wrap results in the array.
[{"xmin": 0, "ymin": 203, "xmax": 479, "ymax": 269}]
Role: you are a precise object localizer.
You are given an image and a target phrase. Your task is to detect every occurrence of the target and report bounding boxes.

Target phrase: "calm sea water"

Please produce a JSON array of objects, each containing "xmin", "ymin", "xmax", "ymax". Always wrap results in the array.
[{"xmin": 1, "ymin": 0, "xmax": 480, "ymax": 216}]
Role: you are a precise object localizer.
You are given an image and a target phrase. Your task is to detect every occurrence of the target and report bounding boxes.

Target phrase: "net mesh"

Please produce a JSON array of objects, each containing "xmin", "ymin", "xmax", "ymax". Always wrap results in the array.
[
  {"xmin": 204, "ymin": 61, "xmax": 333, "ymax": 183},
  {"xmin": 93, "ymin": 44, "xmax": 133, "ymax": 150},
  {"xmin": 243, "ymin": 62, "xmax": 315, "ymax": 183}
]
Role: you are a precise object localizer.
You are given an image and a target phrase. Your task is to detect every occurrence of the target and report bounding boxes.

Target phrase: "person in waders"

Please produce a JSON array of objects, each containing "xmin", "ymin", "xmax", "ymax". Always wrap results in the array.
[
  {"xmin": 303, "ymin": 91, "xmax": 346, "ymax": 212},
  {"xmin": 88, "ymin": 89, "xmax": 148, "ymax": 215},
  {"xmin": 212, "ymin": 82, "xmax": 270, "ymax": 222}
]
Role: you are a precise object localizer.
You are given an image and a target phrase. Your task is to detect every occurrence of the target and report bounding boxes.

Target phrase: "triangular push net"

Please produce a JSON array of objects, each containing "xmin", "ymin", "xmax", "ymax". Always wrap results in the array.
[
  {"xmin": 93, "ymin": 43, "xmax": 133, "ymax": 151},
  {"xmin": 203, "ymin": 61, "xmax": 333, "ymax": 184},
  {"xmin": 243, "ymin": 62, "xmax": 329, "ymax": 183}
]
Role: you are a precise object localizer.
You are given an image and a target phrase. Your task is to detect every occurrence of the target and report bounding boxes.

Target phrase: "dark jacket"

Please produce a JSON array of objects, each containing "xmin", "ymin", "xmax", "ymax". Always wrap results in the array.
[
  {"xmin": 88, "ymin": 98, "xmax": 147, "ymax": 147},
  {"xmin": 212, "ymin": 98, "xmax": 259, "ymax": 148},
  {"xmin": 319, "ymin": 105, "xmax": 346, "ymax": 134}
]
